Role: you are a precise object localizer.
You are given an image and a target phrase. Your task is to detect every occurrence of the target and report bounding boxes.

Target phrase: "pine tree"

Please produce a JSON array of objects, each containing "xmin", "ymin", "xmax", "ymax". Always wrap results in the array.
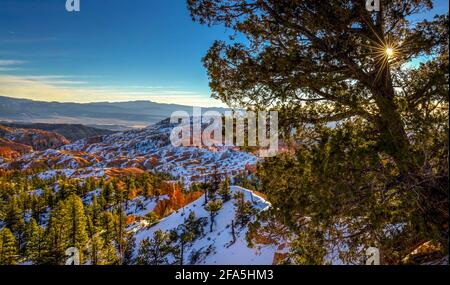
[
  {"xmin": 122, "ymin": 233, "xmax": 136, "ymax": 265},
  {"xmin": 43, "ymin": 185, "xmax": 54, "ymax": 208},
  {"xmin": 25, "ymin": 218, "xmax": 45, "ymax": 264},
  {"xmin": 143, "ymin": 181, "xmax": 154, "ymax": 199},
  {"xmin": 205, "ymin": 199, "xmax": 223, "ymax": 232},
  {"xmin": 0, "ymin": 228, "xmax": 18, "ymax": 265},
  {"xmin": 45, "ymin": 200, "xmax": 68, "ymax": 264},
  {"xmin": 101, "ymin": 212, "xmax": 116, "ymax": 247},
  {"xmin": 219, "ymin": 175, "xmax": 232, "ymax": 202},
  {"xmin": 188, "ymin": 0, "xmax": 449, "ymax": 262},
  {"xmin": 231, "ymin": 219, "xmax": 236, "ymax": 244},
  {"xmin": 184, "ymin": 211, "xmax": 206, "ymax": 238},
  {"xmin": 137, "ymin": 230, "xmax": 171, "ymax": 265},
  {"xmin": 102, "ymin": 240, "xmax": 119, "ymax": 265},
  {"xmin": 4, "ymin": 196, "xmax": 25, "ymax": 239},
  {"xmin": 45, "ymin": 195, "xmax": 88, "ymax": 264},
  {"xmin": 209, "ymin": 165, "xmax": 221, "ymax": 199},
  {"xmin": 89, "ymin": 195, "xmax": 102, "ymax": 227},
  {"xmin": 89, "ymin": 232, "xmax": 103, "ymax": 265},
  {"xmin": 103, "ymin": 182, "xmax": 115, "ymax": 206},
  {"xmin": 65, "ymin": 195, "xmax": 88, "ymax": 263},
  {"xmin": 233, "ymin": 192, "xmax": 254, "ymax": 227},
  {"xmin": 114, "ymin": 206, "xmax": 127, "ymax": 264},
  {"xmin": 168, "ymin": 212, "xmax": 206, "ymax": 265}
]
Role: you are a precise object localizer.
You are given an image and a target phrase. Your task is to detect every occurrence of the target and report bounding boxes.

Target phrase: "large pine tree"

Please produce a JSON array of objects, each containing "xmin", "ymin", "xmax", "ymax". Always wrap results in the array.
[
  {"xmin": 65, "ymin": 195, "xmax": 88, "ymax": 263},
  {"xmin": 188, "ymin": 0, "xmax": 448, "ymax": 264}
]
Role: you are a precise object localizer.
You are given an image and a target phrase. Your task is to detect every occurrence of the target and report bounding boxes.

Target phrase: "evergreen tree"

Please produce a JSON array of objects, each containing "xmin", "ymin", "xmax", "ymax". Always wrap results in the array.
[
  {"xmin": 114, "ymin": 206, "xmax": 127, "ymax": 264},
  {"xmin": 25, "ymin": 218, "xmax": 45, "ymax": 264},
  {"xmin": 45, "ymin": 200, "xmax": 68, "ymax": 264},
  {"xmin": 89, "ymin": 231, "xmax": 103, "ymax": 265},
  {"xmin": 0, "ymin": 228, "xmax": 18, "ymax": 265},
  {"xmin": 209, "ymin": 165, "xmax": 221, "ymax": 199},
  {"xmin": 123, "ymin": 233, "xmax": 136, "ymax": 265},
  {"xmin": 65, "ymin": 195, "xmax": 88, "ymax": 263},
  {"xmin": 143, "ymin": 181, "xmax": 154, "ymax": 199},
  {"xmin": 233, "ymin": 192, "xmax": 254, "ymax": 227},
  {"xmin": 89, "ymin": 195, "xmax": 102, "ymax": 227},
  {"xmin": 137, "ymin": 230, "xmax": 171, "ymax": 265},
  {"xmin": 219, "ymin": 175, "xmax": 232, "ymax": 202},
  {"xmin": 184, "ymin": 211, "xmax": 206, "ymax": 238},
  {"xmin": 103, "ymin": 182, "xmax": 115, "ymax": 206},
  {"xmin": 102, "ymin": 240, "xmax": 119, "ymax": 265},
  {"xmin": 188, "ymin": 0, "xmax": 449, "ymax": 263},
  {"xmin": 45, "ymin": 195, "xmax": 88, "ymax": 264},
  {"xmin": 205, "ymin": 199, "xmax": 223, "ymax": 232},
  {"xmin": 4, "ymin": 196, "xmax": 25, "ymax": 239}
]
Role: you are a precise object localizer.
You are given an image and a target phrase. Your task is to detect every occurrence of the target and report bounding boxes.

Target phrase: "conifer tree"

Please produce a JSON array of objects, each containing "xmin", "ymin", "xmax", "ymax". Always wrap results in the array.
[
  {"xmin": 188, "ymin": 0, "xmax": 449, "ymax": 262},
  {"xmin": 122, "ymin": 233, "xmax": 136, "ymax": 265},
  {"xmin": 101, "ymin": 212, "xmax": 116, "ymax": 247},
  {"xmin": 25, "ymin": 218, "xmax": 45, "ymax": 264},
  {"xmin": 102, "ymin": 239, "xmax": 119, "ymax": 265},
  {"xmin": 205, "ymin": 199, "xmax": 223, "ymax": 232},
  {"xmin": 45, "ymin": 200, "xmax": 68, "ymax": 264},
  {"xmin": 219, "ymin": 175, "xmax": 232, "ymax": 202},
  {"xmin": 114, "ymin": 206, "xmax": 127, "ymax": 264},
  {"xmin": 89, "ymin": 232, "xmax": 103, "ymax": 265},
  {"xmin": 4, "ymin": 196, "xmax": 25, "ymax": 239},
  {"xmin": 209, "ymin": 165, "xmax": 221, "ymax": 199},
  {"xmin": 137, "ymin": 230, "xmax": 171, "ymax": 265},
  {"xmin": 233, "ymin": 192, "xmax": 254, "ymax": 227},
  {"xmin": 65, "ymin": 195, "xmax": 88, "ymax": 263},
  {"xmin": 45, "ymin": 196, "xmax": 88, "ymax": 264},
  {"xmin": 143, "ymin": 181, "xmax": 154, "ymax": 199},
  {"xmin": 0, "ymin": 228, "xmax": 18, "ymax": 265},
  {"xmin": 89, "ymin": 195, "xmax": 102, "ymax": 227}
]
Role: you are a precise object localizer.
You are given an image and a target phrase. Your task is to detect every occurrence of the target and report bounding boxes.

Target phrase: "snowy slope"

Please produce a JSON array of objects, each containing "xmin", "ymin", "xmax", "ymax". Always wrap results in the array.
[
  {"xmin": 133, "ymin": 186, "xmax": 277, "ymax": 265},
  {"xmin": 1, "ymin": 119, "xmax": 258, "ymax": 183}
]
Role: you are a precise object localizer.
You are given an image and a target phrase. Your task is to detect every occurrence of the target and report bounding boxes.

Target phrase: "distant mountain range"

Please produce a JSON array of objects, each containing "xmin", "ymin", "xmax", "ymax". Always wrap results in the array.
[{"xmin": 0, "ymin": 96, "xmax": 227, "ymax": 130}]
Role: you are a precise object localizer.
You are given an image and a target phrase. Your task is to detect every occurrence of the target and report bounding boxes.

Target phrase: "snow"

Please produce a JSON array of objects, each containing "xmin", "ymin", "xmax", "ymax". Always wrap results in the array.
[
  {"xmin": 5, "ymin": 119, "xmax": 259, "ymax": 184},
  {"xmin": 133, "ymin": 186, "xmax": 276, "ymax": 265}
]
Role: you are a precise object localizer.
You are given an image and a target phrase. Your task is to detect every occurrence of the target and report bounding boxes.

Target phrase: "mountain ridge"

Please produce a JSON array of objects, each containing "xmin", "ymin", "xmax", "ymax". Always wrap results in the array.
[{"xmin": 0, "ymin": 96, "xmax": 228, "ymax": 130}]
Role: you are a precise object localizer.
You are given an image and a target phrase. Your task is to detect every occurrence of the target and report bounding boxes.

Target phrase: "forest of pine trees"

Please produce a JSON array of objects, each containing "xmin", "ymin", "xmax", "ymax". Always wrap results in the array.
[
  {"xmin": 0, "ymin": 166, "xmax": 248, "ymax": 265},
  {"xmin": 0, "ymin": 170, "xmax": 191, "ymax": 265}
]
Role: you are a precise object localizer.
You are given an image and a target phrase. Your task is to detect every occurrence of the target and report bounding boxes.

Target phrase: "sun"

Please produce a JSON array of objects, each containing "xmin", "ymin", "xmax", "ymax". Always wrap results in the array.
[{"xmin": 385, "ymin": 47, "xmax": 395, "ymax": 58}]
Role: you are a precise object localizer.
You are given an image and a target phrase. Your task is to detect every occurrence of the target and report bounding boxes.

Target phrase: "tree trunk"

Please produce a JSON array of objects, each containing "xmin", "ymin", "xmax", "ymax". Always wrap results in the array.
[
  {"xmin": 370, "ymin": 58, "xmax": 416, "ymax": 175},
  {"xmin": 231, "ymin": 220, "xmax": 236, "ymax": 243},
  {"xmin": 370, "ymin": 4, "xmax": 417, "ymax": 175},
  {"xmin": 180, "ymin": 242, "xmax": 184, "ymax": 265},
  {"xmin": 210, "ymin": 216, "xmax": 214, "ymax": 233}
]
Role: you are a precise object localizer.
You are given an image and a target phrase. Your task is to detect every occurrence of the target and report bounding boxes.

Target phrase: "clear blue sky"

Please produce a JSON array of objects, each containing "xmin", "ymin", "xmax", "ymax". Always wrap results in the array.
[{"xmin": 0, "ymin": 0, "xmax": 448, "ymax": 107}]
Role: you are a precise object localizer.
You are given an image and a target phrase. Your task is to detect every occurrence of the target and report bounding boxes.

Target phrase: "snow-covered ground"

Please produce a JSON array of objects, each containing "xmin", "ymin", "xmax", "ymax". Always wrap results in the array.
[
  {"xmin": 133, "ymin": 186, "xmax": 277, "ymax": 265},
  {"xmin": 2, "ymin": 119, "xmax": 258, "ymax": 183}
]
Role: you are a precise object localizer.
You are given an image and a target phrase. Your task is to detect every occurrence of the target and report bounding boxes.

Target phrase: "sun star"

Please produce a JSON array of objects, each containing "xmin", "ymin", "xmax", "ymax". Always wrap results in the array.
[{"xmin": 385, "ymin": 47, "xmax": 395, "ymax": 58}]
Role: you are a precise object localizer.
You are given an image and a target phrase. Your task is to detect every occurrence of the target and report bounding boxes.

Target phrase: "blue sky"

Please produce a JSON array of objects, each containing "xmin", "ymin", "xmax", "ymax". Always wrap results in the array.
[{"xmin": 0, "ymin": 0, "xmax": 448, "ymax": 107}]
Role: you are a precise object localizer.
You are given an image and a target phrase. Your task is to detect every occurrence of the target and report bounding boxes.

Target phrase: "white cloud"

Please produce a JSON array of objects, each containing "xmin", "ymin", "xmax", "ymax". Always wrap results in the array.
[
  {"xmin": 0, "ymin": 74, "xmax": 226, "ymax": 108},
  {"xmin": 0, "ymin": 59, "xmax": 25, "ymax": 66}
]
